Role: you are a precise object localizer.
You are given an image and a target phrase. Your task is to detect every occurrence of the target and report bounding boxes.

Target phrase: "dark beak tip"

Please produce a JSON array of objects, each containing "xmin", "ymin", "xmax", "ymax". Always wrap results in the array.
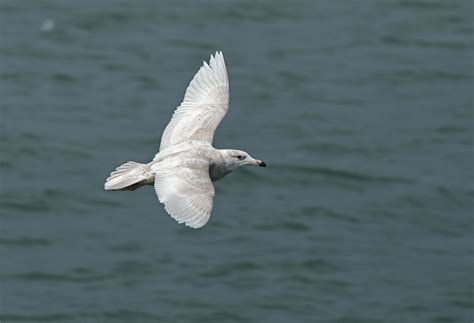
[{"xmin": 259, "ymin": 161, "xmax": 267, "ymax": 167}]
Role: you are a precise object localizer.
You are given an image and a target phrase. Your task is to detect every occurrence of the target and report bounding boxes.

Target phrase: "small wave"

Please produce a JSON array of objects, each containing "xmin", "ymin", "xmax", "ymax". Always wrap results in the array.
[
  {"xmin": 112, "ymin": 260, "xmax": 155, "ymax": 276},
  {"xmin": 200, "ymin": 261, "xmax": 260, "ymax": 278},
  {"xmin": 0, "ymin": 237, "xmax": 52, "ymax": 247},
  {"xmin": 0, "ymin": 313, "xmax": 72, "ymax": 322},
  {"xmin": 96, "ymin": 310, "xmax": 164, "ymax": 321},
  {"xmin": 0, "ymin": 159, "xmax": 13, "ymax": 169},
  {"xmin": 435, "ymin": 125, "xmax": 469, "ymax": 134},
  {"xmin": 272, "ymin": 258, "xmax": 338, "ymax": 275},
  {"xmin": 72, "ymin": 11, "xmax": 135, "ymax": 32},
  {"xmin": 398, "ymin": 1, "xmax": 449, "ymax": 9},
  {"xmin": 301, "ymin": 206, "xmax": 359, "ymax": 223},
  {"xmin": 8, "ymin": 270, "xmax": 108, "ymax": 283},
  {"xmin": 300, "ymin": 141, "xmax": 384, "ymax": 156},
  {"xmin": 168, "ymin": 39, "xmax": 214, "ymax": 51},
  {"xmin": 50, "ymin": 72, "xmax": 77, "ymax": 84},
  {"xmin": 300, "ymin": 258, "xmax": 338, "ymax": 271},
  {"xmin": 108, "ymin": 242, "xmax": 143, "ymax": 253},
  {"xmin": 254, "ymin": 220, "xmax": 311, "ymax": 233},
  {"xmin": 0, "ymin": 310, "xmax": 163, "ymax": 322},
  {"xmin": 284, "ymin": 164, "xmax": 412, "ymax": 184},
  {"xmin": 0, "ymin": 196, "xmax": 51, "ymax": 213}
]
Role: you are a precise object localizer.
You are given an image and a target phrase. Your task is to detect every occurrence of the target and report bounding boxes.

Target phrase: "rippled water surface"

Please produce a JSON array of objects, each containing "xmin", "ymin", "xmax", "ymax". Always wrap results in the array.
[{"xmin": 1, "ymin": 1, "xmax": 472, "ymax": 322}]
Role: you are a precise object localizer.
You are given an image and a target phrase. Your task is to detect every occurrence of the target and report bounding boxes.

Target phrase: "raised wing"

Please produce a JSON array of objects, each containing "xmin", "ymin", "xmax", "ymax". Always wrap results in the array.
[
  {"xmin": 153, "ymin": 162, "xmax": 215, "ymax": 228},
  {"xmin": 159, "ymin": 51, "xmax": 229, "ymax": 151}
]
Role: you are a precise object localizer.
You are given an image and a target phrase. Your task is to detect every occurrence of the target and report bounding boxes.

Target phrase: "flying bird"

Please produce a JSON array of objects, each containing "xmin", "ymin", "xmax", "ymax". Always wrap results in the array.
[{"xmin": 104, "ymin": 52, "xmax": 266, "ymax": 228}]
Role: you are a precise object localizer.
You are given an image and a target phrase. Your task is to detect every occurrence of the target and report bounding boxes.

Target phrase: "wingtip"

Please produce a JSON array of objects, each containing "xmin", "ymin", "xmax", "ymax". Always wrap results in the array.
[
  {"xmin": 185, "ymin": 219, "xmax": 208, "ymax": 229},
  {"xmin": 212, "ymin": 50, "xmax": 223, "ymax": 60},
  {"xmin": 207, "ymin": 51, "xmax": 226, "ymax": 72}
]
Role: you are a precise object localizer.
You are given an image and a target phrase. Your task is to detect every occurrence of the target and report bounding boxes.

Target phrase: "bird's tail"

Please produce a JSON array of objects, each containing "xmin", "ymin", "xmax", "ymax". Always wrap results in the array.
[{"xmin": 104, "ymin": 161, "xmax": 153, "ymax": 191}]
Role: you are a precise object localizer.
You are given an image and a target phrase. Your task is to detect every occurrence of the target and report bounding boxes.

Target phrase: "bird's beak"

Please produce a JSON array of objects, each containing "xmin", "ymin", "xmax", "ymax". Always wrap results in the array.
[{"xmin": 248, "ymin": 158, "xmax": 266, "ymax": 167}]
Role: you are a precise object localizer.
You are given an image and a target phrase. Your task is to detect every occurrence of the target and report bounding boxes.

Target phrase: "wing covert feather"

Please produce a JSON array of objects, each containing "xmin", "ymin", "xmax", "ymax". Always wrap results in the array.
[{"xmin": 153, "ymin": 163, "xmax": 215, "ymax": 228}]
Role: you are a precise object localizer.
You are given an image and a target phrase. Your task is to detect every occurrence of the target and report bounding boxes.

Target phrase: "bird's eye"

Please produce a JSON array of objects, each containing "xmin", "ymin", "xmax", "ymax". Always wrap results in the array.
[{"xmin": 237, "ymin": 155, "xmax": 243, "ymax": 160}]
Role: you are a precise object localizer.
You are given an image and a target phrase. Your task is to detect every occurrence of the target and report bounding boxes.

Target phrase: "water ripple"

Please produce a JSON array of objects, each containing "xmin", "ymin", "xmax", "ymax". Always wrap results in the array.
[
  {"xmin": 7, "ymin": 271, "xmax": 109, "ymax": 283},
  {"xmin": 283, "ymin": 164, "xmax": 413, "ymax": 184},
  {"xmin": 0, "ymin": 310, "xmax": 164, "ymax": 322},
  {"xmin": 0, "ymin": 237, "xmax": 52, "ymax": 247}
]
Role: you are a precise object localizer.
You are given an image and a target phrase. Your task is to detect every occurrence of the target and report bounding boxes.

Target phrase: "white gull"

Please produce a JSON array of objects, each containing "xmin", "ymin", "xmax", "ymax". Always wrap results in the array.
[{"xmin": 104, "ymin": 51, "xmax": 266, "ymax": 228}]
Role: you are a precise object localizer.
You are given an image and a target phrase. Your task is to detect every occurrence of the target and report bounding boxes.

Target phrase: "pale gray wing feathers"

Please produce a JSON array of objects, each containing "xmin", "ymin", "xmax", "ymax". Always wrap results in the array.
[
  {"xmin": 153, "ymin": 163, "xmax": 215, "ymax": 228},
  {"xmin": 159, "ymin": 51, "xmax": 229, "ymax": 151}
]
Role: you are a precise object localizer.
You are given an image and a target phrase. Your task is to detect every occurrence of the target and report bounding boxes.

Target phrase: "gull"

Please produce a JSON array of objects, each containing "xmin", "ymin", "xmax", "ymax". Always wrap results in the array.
[{"xmin": 104, "ymin": 51, "xmax": 266, "ymax": 228}]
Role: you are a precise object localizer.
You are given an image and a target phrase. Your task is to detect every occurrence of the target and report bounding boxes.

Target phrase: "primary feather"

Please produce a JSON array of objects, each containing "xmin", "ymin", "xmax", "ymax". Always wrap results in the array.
[{"xmin": 159, "ymin": 51, "xmax": 229, "ymax": 151}]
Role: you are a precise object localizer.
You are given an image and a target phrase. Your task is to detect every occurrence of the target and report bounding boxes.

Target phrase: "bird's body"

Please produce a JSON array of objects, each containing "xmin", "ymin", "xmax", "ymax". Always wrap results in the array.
[{"xmin": 104, "ymin": 52, "xmax": 265, "ymax": 228}]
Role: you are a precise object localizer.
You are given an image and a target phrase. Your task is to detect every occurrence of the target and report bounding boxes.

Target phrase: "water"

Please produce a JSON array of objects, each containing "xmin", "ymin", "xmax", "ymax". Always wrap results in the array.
[{"xmin": 1, "ymin": 1, "xmax": 472, "ymax": 322}]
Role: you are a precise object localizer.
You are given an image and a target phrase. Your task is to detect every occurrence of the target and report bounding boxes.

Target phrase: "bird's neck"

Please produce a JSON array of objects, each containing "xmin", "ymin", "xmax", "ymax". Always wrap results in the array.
[{"xmin": 209, "ymin": 149, "xmax": 237, "ymax": 182}]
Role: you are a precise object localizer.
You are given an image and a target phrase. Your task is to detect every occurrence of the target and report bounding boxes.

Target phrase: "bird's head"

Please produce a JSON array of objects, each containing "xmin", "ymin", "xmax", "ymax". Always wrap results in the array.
[{"xmin": 222, "ymin": 149, "xmax": 266, "ymax": 171}]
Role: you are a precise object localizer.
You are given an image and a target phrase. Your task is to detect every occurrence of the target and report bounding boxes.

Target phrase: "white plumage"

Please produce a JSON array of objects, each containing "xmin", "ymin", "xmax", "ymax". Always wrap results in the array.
[
  {"xmin": 105, "ymin": 52, "xmax": 266, "ymax": 228},
  {"xmin": 159, "ymin": 51, "xmax": 229, "ymax": 151}
]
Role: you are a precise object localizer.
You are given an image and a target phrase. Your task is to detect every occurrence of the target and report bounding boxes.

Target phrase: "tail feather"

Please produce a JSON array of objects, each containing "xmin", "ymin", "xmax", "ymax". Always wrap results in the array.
[{"xmin": 104, "ymin": 161, "xmax": 153, "ymax": 191}]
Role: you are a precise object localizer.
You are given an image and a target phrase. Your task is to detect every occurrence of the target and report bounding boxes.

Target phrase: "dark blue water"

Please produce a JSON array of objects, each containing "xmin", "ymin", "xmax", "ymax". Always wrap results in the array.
[{"xmin": 1, "ymin": 1, "xmax": 472, "ymax": 322}]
